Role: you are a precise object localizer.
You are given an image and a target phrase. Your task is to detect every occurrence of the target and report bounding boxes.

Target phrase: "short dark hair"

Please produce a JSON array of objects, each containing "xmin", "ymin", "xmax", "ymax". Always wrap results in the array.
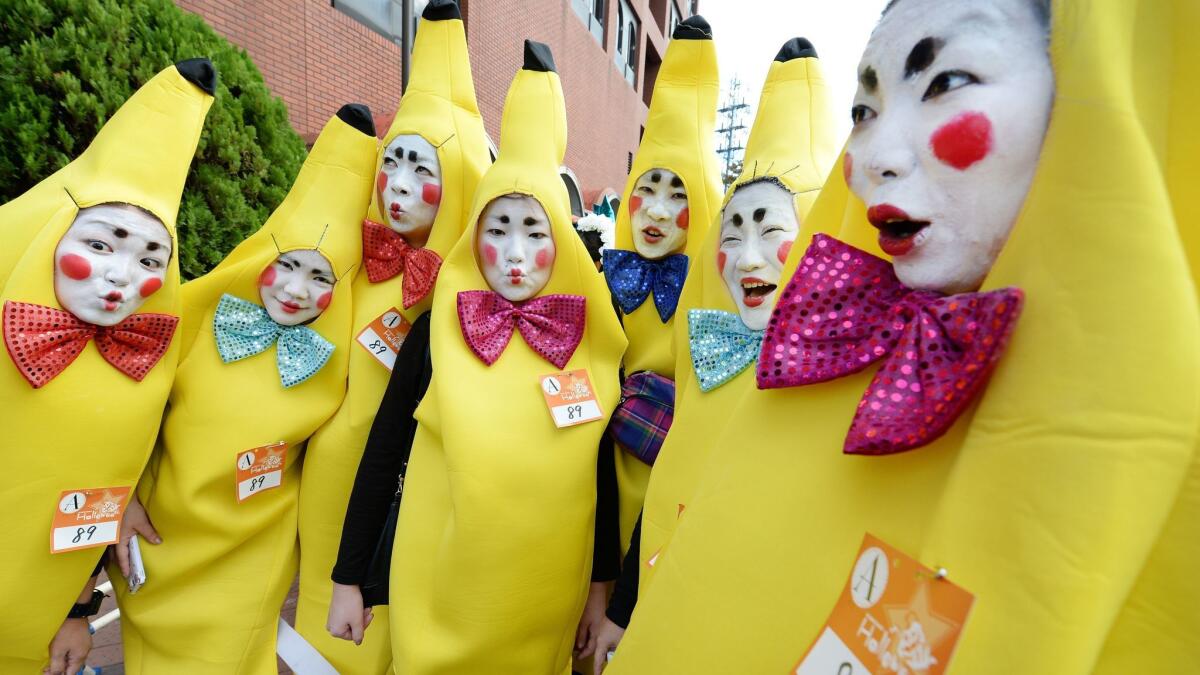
[{"xmin": 883, "ymin": 0, "xmax": 1050, "ymax": 28}]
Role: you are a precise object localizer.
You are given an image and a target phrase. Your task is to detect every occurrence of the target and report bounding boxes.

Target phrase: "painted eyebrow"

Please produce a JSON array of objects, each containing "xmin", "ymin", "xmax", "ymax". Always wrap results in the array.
[
  {"xmin": 752, "ymin": 208, "xmax": 767, "ymax": 223},
  {"xmin": 859, "ymin": 66, "xmax": 878, "ymax": 93},
  {"xmin": 649, "ymin": 172, "xmax": 662, "ymax": 183},
  {"xmin": 392, "ymin": 146, "xmax": 405, "ymax": 159},
  {"xmin": 523, "ymin": 216, "xmax": 538, "ymax": 226},
  {"xmin": 499, "ymin": 214, "xmax": 511, "ymax": 224},
  {"xmin": 670, "ymin": 176, "xmax": 683, "ymax": 189},
  {"xmin": 731, "ymin": 213, "xmax": 744, "ymax": 227},
  {"xmin": 904, "ymin": 37, "xmax": 944, "ymax": 79},
  {"xmin": 110, "ymin": 226, "xmax": 129, "ymax": 238}
]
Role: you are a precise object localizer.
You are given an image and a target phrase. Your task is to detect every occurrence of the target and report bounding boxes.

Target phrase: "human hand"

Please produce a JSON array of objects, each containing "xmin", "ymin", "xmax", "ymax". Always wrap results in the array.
[
  {"xmin": 116, "ymin": 493, "xmax": 160, "ymax": 578},
  {"xmin": 592, "ymin": 617, "xmax": 625, "ymax": 675},
  {"xmin": 43, "ymin": 617, "xmax": 91, "ymax": 675},
  {"xmin": 327, "ymin": 582, "xmax": 374, "ymax": 645},
  {"xmin": 574, "ymin": 581, "xmax": 609, "ymax": 659}
]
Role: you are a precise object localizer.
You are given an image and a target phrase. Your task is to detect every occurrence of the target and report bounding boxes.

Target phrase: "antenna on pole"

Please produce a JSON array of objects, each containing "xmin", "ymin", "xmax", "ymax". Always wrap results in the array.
[{"xmin": 715, "ymin": 76, "xmax": 749, "ymax": 190}]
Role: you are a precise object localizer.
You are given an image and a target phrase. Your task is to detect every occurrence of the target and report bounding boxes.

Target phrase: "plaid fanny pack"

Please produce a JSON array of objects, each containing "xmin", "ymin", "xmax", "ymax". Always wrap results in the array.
[{"xmin": 609, "ymin": 370, "xmax": 676, "ymax": 465}]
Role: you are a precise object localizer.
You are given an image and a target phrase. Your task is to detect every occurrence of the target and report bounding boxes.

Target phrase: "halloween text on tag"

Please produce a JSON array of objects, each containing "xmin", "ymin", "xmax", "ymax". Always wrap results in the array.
[
  {"xmin": 539, "ymin": 369, "xmax": 603, "ymax": 428},
  {"xmin": 793, "ymin": 534, "xmax": 974, "ymax": 675},
  {"xmin": 355, "ymin": 307, "xmax": 411, "ymax": 371},
  {"xmin": 50, "ymin": 486, "xmax": 130, "ymax": 554},
  {"xmin": 235, "ymin": 442, "xmax": 287, "ymax": 502}
]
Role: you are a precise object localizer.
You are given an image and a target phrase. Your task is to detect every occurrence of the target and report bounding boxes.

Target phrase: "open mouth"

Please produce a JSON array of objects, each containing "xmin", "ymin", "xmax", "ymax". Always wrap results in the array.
[
  {"xmin": 740, "ymin": 277, "xmax": 777, "ymax": 308},
  {"xmin": 641, "ymin": 226, "xmax": 664, "ymax": 244},
  {"xmin": 867, "ymin": 204, "xmax": 930, "ymax": 257}
]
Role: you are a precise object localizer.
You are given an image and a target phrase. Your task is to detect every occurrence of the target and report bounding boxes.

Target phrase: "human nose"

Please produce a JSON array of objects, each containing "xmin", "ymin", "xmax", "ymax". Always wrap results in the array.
[
  {"xmin": 737, "ymin": 240, "xmax": 767, "ymax": 272},
  {"xmin": 390, "ymin": 170, "xmax": 413, "ymax": 197},
  {"xmin": 103, "ymin": 257, "xmax": 134, "ymax": 286},
  {"xmin": 505, "ymin": 238, "xmax": 526, "ymax": 264},
  {"xmin": 283, "ymin": 275, "xmax": 309, "ymax": 299},
  {"xmin": 646, "ymin": 198, "xmax": 670, "ymax": 221},
  {"xmin": 860, "ymin": 114, "xmax": 918, "ymax": 186}
]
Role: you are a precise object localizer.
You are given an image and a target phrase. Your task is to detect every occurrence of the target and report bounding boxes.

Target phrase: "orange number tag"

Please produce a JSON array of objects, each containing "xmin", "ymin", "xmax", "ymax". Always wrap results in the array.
[
  {"xmin": 793, "ymin": 533, "xmax": 975, "ymax": 675},
  {"xmin": 235, "ymin": 442, "xmax": 287, "ymax": 502},
  {"xmin": 355, "ymin": 307, "xmax": 411, "ymax": 371},
  {"xmin": 539, "ymin": 369, "xmax": 603, "ymax": 428},
  {"xmin": 50, "ymin": 486, "xmax": 130, "ymax": 554}
]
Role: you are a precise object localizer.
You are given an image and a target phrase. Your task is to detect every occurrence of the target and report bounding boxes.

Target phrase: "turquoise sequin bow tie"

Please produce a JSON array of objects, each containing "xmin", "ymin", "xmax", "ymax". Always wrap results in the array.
[
  {"xmin": 213, "ymin": 294, "xmax": 334, "ymax": 388},
  {"xmin": 688, "ymin": 309, "xmax": 763, "ymax": 392}
]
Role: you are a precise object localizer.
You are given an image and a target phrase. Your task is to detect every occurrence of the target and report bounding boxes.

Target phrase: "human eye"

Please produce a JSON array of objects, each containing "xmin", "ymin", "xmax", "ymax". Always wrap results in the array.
[
  {"xmin": 314, "ymin": 274, "xmax": 333, "ymax": 285},
  {"xmin": 382, "ymin": 157, "xmax": 397, "ymax": 168},
  {"xmin": 278, "ymin": 259, "xmax": 294, "ymax": 270},
  {"xmin": 672, "ymin": 192, "xmax": 686, "ymax": 200},
  {"xmin": 851, "ymin": 104, "xmax": 877, "ymax": 126},
  {"xmin": 486, "ymin": 227, "xmax": 506, "ymax": 237},
  {"xmin": 87, "ymin": 239, "xmax": 113, "ymax": 253},
  {"xmin": 140, "ymin": 257, "xmax": 163, "ymax": 270},
  {"xmin": 637, "ymin": 185, "xmax": 654, "ymax": 195},
  {"xmin": 415, "ymin": 165, "xmax": 432, "ymax": 176},
  {"xmin": 922, "ymin": 70, "xmax": 979, "ymax": 101}
]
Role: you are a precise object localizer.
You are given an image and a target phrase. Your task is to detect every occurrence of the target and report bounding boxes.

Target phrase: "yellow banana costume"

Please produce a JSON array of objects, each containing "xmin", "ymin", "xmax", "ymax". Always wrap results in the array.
[
  {"xmin": 116, "ymin": 106, "xmax": 376, "ymax": 674},
  {"xmin": 608, "ymin": 15, "xmax": 722, "ymax": 552},
  {"xmin": 0, "ymin": 60, "xmax": 213, "ymax": 670},
  {"xmin": 638, "ymin": 39, "xmax": 836, "ymax": 591},
  {"xmin": 609, "ymin": 1, "xmax": 1200, "ymax": 673},
  {"xmin": 389, "ymin": 41, "xmax": 626, "ymax": 674},
  {"xmin": 294, "ymin": 2, "xmax": 491, "ymax": 670}
]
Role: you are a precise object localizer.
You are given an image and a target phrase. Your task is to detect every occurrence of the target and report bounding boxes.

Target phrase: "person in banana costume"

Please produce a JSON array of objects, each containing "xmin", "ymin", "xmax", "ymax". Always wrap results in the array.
[
  {"xmin": 606, "ymin": 1, "xmax": 1200, "ymax": 673},
  {"xmin": 113, "ymin": 104, "xmax": 377, "ymax": 674},
  {"xmin": 602, "ymin": 13, "xmax": 722, "ymax": 561},
  {"xmin": 300, "ymin": 2, "xmax": 491, "ymax": 671},
  {"xmin": 384, "ymin": 40, "xmax": 626, "ymax": 675},
  {"xmin": 624, "ymin": 34, "xmax": 837, "ymax": 627},
  {"xmin": 0, "ymin": 59, "xmax": 214, "ymax": 674}
]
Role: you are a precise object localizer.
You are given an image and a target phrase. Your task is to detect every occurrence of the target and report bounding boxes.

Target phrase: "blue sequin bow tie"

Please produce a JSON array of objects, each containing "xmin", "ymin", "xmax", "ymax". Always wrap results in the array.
[
  {"xmin": 688, "ymin": 309, "xmax": 764, "ymax": 392},
  {"xmin": 603, "ymin": 249, "xmax": 688, "ymax": 322},
  {"xmin": 213, "ymin": 294, "xmax": 335, "ymax": 388}
]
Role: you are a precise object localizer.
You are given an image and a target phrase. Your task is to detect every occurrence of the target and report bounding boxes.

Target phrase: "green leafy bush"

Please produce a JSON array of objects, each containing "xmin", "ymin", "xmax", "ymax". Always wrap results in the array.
[{"xmin": 0, "ymin": 0, "xmax": 307, "ymax": 278}]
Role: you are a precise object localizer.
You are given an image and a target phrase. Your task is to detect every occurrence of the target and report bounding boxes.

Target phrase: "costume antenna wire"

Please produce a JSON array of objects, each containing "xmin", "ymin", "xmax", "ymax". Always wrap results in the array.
[{"xmin": 63, "ymin": 187, "xmax": 81, "ymax": 210}]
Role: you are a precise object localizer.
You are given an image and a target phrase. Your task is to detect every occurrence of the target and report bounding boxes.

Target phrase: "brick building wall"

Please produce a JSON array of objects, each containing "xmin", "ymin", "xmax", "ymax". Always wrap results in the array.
[
  {"xmin": 174, "ymin": 0, "xmax": 694, "ymax": 197},
  {"xmin": 175, "ymin": 0, "xmax": 405, "ymax": 143}
]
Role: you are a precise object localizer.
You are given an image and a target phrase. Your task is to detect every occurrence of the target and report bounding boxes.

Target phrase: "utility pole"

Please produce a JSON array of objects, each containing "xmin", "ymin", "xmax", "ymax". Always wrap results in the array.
[{"xmin": 715, "ymin": 76, "xmax": 749, "ymax": 190}]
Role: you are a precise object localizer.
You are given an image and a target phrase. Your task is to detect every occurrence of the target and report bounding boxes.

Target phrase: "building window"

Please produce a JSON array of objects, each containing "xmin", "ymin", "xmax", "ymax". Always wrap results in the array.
[
  {"xmin": 614, "ymin": 0, "xmax": 638, "ymax": 87},
  {"xmin": 571, "ymin": 0, "xmax": 605, "ymax": 44}
]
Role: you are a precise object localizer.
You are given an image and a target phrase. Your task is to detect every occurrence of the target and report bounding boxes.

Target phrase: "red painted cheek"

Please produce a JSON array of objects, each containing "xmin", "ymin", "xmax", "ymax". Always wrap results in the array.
[
  {"xmin": 376, "ymin": 170, "xmax": 388, "ymax": 195},
  {"xmin": 482, "ymin": 244, "xmax": 498, "ymax": 266},
  {"xmin": 717, "ymin": 251, "xmax": 727, "ymax": 275},
  {"xmin": 139, "ymin": 277, "xmax": 162, "ymax": 298},
  {"xmin": 843, "ymin": 153, "xmax": 854, "ymax": 184},
  {"xmin": 316, "ymin": 292, "xmax": 332, "ymax": 310},
  {"xmin": 776, "ymin": 241, "xmax": 793, "ymax": 264},
  {"xmin": 628, "ymin": 196, "xmax": 643, "ymax": 216},
  {"xmin": 535, "ymin": 247, "xmax": 554, "ymax": 269},
  {"xmin": 422, "ymin": 183, "xmax": 441, "ymax": 206},
  {"xmin": 675, "ymin": 207, "xmax": 690, "ymax": 230},
  {"xmin": 257, "ymin": 265, "xmax": 276, "ymax": 288},
  {"xmin": 930, "ymin": 111, "xmax": 993, "ymax": 170},
  {"xmin": 59, "ymin": 254, "xmax": 92, "ymax": 280}
]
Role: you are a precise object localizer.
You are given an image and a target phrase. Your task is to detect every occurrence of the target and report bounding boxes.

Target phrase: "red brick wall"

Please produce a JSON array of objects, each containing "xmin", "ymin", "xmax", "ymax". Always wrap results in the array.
[{"xmin": 175, "ymin": 0, "xmax": 404, "ymax": 142}]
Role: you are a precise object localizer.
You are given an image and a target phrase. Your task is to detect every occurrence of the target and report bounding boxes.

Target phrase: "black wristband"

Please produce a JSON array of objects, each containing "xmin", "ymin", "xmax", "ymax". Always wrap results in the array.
[{"xmin": 66, "ymin": 589, "xmax": 105, "ymax": 619}]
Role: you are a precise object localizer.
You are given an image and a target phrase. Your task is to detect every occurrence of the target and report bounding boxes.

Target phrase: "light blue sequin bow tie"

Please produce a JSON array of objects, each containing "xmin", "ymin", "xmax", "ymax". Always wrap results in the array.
[
  {"xmin": 603, "ymin": 249, "xmax": 688, "ymax": 322},
  {"xmin": 213, "ymin": 294, "xmax": 334, "ymax": 388},
  {"xmin": 688, "ymin": 309, "xmax": 763, "ymax": 392}
]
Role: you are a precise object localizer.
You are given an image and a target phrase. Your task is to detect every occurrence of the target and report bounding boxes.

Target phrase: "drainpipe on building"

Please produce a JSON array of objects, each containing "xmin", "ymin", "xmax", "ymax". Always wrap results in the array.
[{"xmin": 400, "ymin": 0, "xmax": 413, "ymax": 89}]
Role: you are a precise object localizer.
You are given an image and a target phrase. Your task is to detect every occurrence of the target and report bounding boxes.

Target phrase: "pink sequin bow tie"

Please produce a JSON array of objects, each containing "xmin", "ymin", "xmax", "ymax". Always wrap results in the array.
[
  {"xmin": 457, "ymin": 290, "xmax": 586, "ymax": 369},
  {"xmin": 756, "ymin": 234, "xmax": 1023, "ymax": 455},
  {"xmin": 3, "ymin": 301, "xmax": 179, "ymax": 389},
  {"xmin": 362, "ymin": 219, "xmax": 443, "ymax": 308}
]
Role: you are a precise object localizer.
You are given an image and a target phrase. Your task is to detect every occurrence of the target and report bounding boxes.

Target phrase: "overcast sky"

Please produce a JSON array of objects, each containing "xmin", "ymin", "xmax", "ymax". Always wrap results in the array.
[{"xmin": 703, "ymin": 0, "xmax": 889, "ymax": 159}]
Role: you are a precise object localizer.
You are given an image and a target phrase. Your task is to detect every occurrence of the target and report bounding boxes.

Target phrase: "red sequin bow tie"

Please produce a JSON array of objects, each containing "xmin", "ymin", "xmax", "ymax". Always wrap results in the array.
[
  {"xmin": 457, "ymin": 290, "xmax": 586, "ymax": 369},
  {"xmin": 362, "ymin": 219, "xmax": 443, "ymax": 308},
  {"xmin": 756, "ymin": 234, "xmax": 1023, "ymax": 455},
  {"xmin": 3, "ymin": 301, "xmax": 179, "ymax": 389}
]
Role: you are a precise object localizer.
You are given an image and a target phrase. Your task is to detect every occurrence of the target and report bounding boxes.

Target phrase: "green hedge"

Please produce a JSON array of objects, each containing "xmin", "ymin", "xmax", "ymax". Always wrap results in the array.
[{"xmin": 0, "ymin": 0, "xmax": 307, "ymax": 278}]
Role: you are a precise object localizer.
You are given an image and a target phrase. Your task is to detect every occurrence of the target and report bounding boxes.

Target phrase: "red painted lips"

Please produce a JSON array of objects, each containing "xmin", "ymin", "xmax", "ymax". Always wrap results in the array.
[{"xmin": 867, "ymin": 204, "xmax": 930, "ymax": 257}]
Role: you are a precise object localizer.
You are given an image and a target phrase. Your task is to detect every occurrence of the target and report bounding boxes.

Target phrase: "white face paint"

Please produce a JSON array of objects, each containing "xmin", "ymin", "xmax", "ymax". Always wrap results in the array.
[
  {"xmin": 378, "ymin": 134, "xmax": 441, "ymax": 248},
  {"xmin": 476, "ymin": 195, "xmax": 555, "ymax": 303},
  {"xmin": 719, "ymin": 182, "xmax": 801, "ymax": 331},
  {"xmin": 53, "ymin": 203, "xmax": 172, "ymax": 327},
  {"xmin": 629, "ymin": 168, "xmax": 689, "ymax": 260},
  {"xmin": 257, "ymin": 249, "xmax": 335, "ymax": 326},
  {"xmin": 845, "ymin": 0, "xmax": 1053, "ymax": 294}
]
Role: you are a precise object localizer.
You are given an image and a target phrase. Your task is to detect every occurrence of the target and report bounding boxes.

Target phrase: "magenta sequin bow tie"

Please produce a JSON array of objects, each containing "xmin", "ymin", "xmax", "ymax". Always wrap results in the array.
[
  {"xmin": 457, "ymin": 290, "xmax": 586, "ymax": 369},
  {"xmin": 756, "ymin": 234, "xmax": 1023, "ymax": 455}
]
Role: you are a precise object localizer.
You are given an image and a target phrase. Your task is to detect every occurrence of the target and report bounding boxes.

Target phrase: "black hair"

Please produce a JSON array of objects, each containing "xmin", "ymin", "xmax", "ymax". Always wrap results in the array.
[
  {"xmin": 883, "ymin": 0, "xmax": 1050, "ymax": 28},
  {"xmin": 731, "ymin": 175, "xmax": 793, "ymax": 198}
]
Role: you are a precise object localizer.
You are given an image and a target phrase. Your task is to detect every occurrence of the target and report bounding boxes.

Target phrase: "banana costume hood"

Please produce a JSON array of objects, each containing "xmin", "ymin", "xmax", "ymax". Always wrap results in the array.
[
  {"xmin": 388, "ymin": 41, "xmax": 626, "ymax": 675},
  {"xmin": 638, "ymin": 38, "xmax": 836, "ymax": 591},
  {"xmin": 294, "ymin": 2, "xmax": 491, "ymax": 670},
  {"xmin": 0, "ymin": 60, "xmax": 213, "ymax": 668},
  {"xmin": 608, "ymin": 14, "xmax": 722, "ymax": 554},
  {"xmin": 116, "ymin": 105, "xmax": 376, "ymax": 674},
  {"xmin": 608, "ymin": 1, "xmax": 1200, "ymax": 673}
]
